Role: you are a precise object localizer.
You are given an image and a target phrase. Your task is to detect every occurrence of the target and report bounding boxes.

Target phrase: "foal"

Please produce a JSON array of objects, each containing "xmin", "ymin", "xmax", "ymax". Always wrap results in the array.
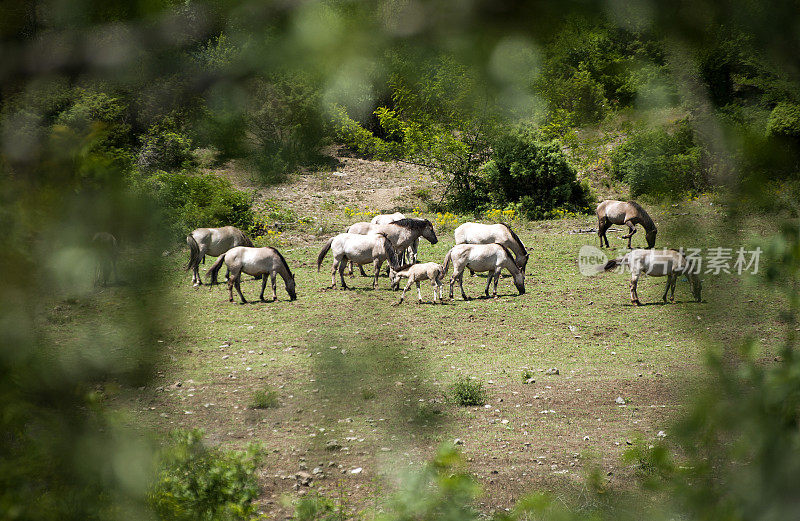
[{"xmin": 389, "ymin": 263, "xmax": 446, "ymax": 305}]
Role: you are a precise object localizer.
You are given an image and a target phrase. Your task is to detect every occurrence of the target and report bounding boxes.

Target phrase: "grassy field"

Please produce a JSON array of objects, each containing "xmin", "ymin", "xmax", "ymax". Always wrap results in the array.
[{"xmin": 42, "ymin": 162, "xmax": 787, "ymax": 517}]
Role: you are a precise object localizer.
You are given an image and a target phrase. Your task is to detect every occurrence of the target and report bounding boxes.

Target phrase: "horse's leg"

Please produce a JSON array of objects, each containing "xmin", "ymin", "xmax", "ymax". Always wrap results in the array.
[
  {"xmin": 193, "ymin": 264, "xmax": 201, "ymax": 286},
  {"xmin": 623, "ymin": 221, "xmax": 637, "ymax": 249},
  {"xmin": 670, "ymin": 274, "xmax": 677, "ymax": 302},
  {"xmin": 662, "ymin": 277, "xmax": 670, "ymax": 303},
  {"xmin": 234, "ymin": 274, "xmax": 247, "ymax": 304},
  {"xmin": 598, "ymin": 217, "xmax": 605, "ymax": 248},
  {"xmin": 330, "ymin": 258, "xmax": 339, "ymax": 288},
  {"xmin": 416, "ymin": 281, "xmax": 423, "ymax": 303},
  {"xmin": 227, "ymin": 278, "xmax": 235, "ymax": 302},
  {"xmin": 398, "ymin": 279, "xmax": 412, "ymax": 304},
  {"xmin": 271, "ymin": 272, "xmax": 278, "ymax": 301},
  {"xmin": 348, "ymin": 260, "xmax": 354, "ymax": 277},
  {"xmin": 598, "ymin": 217, "xmax": 611, "ymax": 248},
  {"xmin": 459, "ymin": 272, "xmax": 469, "ymax": 300},
  {"xmin": 484, "ymin": 272, "xmax": 493, "ymax": 297},
  {"xmin": 259, "ymin": 273, "xmax": 268, "ymax": 301},
  {"xmin": 339, "ymin": 259, "xmax": 349, "ymax": 290},
  {"xmin": 373, "ymin": 259, "xmax": 384, "ymax": 289},
  {"xmin": 493, "ymin": 268, "xmax": 502, "ymax": 297},
  {"xmin": 630, "ymin": 274, "xmax": 641, "ymax": 305}
]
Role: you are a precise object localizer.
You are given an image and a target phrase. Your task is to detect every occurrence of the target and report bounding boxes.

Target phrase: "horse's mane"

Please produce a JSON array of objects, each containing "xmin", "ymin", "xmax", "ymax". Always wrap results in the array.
[
  {"xmin": 267, "ymin": 247, "xmax": 293, "ymax": 279},
  {"xmin": 393, "ymin": 263, "xmax": 414, "ymax": 272},
  {"xmin": 390, "ymin": 218, "xmax": 432, "ymax": 230},
  {"xmin": 626, "ymin": 201, "xmax": 656, "ymax": 231},
  {"xmin": 499, "ymin": 222, "xmax": 526, "ymax": 254},
  {"xmin": 495, "ymin": 242, "xmax": 517, "ymax": 266}
]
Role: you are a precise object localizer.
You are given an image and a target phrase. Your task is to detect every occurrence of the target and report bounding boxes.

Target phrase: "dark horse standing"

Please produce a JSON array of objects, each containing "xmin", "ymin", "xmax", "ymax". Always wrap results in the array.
[{"xmin": 596, "ymin": 200, "xmax": 657, "ymax": 249}]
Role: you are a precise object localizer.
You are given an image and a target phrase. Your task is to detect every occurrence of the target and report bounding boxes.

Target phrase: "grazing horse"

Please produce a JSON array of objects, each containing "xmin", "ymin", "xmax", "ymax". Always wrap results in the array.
[
  {"xmin": 443, "ymin": 243, "xmax": 525, "ymax": 300},
  {"xmin": 92, "ymin": 232, "xmax": 118, "ymax": 286},
  {"xmin": 596, "ymin": 200, "xmax": 657, "ymax": 249},
  {"xmin": 602, "ymin": 248, "xmax": 702, "ymax": 305},
  {"xmin": 186, "ymin": 226, "xmax": 253, "ymax": 286},
  {"xmin": 207, "ymin": 246, "xmax": 296, "ymax": 303},
  {"xmin": 317, "ymin": 233, "xmax": 400, "ymax": 289},
  {"xmin": 389, "ymin": 262, "xmax": 446, "ymax": 305},
  {"xmin": 454, "ymin": 222, "xmax": 529, "ymax": 274}
]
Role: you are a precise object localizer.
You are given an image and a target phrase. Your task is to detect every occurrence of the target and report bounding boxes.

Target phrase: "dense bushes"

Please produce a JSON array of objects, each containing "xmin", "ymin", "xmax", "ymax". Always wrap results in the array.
[
  {"xmin": 137, "ymin": 118, "xmax": 195, "ymax": 172},
  {"xmin": 149, "ymin": 430, "xmax": 263, "ymax": 521},
  {"xmin": 479, "ymin": 132, "xmax": 594, "ymax": 219},
  {"xmin": 244, "ymin": 74, "xmax": 330, "ymax": 183},
  {"xmin": 142, "ymin": 171, "xmax": 255, "ymax": 235},
  {"xmin": 610, "ymin": 120, "xmax": 707, "ymax": 197},
  {"xmin": 766, "ymin": 102, "xmax": 800, "ymax": 139}
]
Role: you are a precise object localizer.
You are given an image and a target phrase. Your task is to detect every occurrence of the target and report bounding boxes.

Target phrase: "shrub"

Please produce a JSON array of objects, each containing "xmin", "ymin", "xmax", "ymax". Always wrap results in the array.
[
  {"xmin": 450, "ymin": 377, "xmax": 487, "ymax": 407},
  {"xmin": 250, "ymin": 387, "xmax": 279, "ymax": 409},
  {"xmin": 244, "ymin": 74, "xmax": 329, "ymax": 184},
  {"xmin": 137, "ymin": 119, "xmax": 195, "ymax": 172},
  {"xmin": 610, "ymin": 120, "xmax": 708, "ymax": 197},
  {"xmin": 141, "ymin": 171, "xmax": 255, "ymax": 235},
  {"xmin": 149, "ymin": 429, "xmax": 263, "ymax": 521},
  {"xmin": 479, "ymin": 132, "xmax": 595, "ymax": 219},
  {"xmin": 766, "ymin": 102, "xmax": 800, "ymax": 138},
  {"xmin": 293, "ymin": 493, "xmax": 344, "ymax": 521}
]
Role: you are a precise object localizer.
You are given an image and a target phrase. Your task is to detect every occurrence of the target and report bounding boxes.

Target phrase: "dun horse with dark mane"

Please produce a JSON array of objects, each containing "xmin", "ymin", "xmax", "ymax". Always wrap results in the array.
[{"xmin": 596, "ymin": 200, "xmax": 657, "ymax": 249}]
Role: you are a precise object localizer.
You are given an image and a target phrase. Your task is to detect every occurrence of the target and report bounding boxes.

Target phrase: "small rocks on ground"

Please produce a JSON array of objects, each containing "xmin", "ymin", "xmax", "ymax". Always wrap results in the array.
[
  {"xmin": 615, "ymin": 397, "xmax": 626, "ymax": 405},
  {"xmin": 545, "ymin": 368, "xmax": 559, "ymax": 375}
]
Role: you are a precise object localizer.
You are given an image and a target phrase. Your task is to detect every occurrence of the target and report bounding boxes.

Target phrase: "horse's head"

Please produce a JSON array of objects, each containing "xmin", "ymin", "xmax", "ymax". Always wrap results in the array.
[
  {"xmin": 690, "ymin": 275, "xmax": 702, "ymax": 302},
  {"xmin": 422, "ymin": 220, "xmax": 438, "ymax": 244},
  {"xmin": 518, "ymin": 250, "xmax": 530, "ymax": 274},
  {"xmin": 646, "ymin": 229, "xmax": 657, "ymax": 249},
  {"xmin": 389, "ymin": 266, "xmax": 401, "ymax": 288},
  {"xmin": 286, "ymin": 273, "xmax": 297, "ymax": 300},
  {"xmin": 513, "ymin": 269, "xmax": 526, "ymax": 295}
]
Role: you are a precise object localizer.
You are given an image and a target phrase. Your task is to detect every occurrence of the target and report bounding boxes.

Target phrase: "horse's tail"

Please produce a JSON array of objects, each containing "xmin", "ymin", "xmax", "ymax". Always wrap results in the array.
[
  {"xmin": 317, "ymin": 237, "xmax": 334, "ymax": 272},
  {"xmin": 436, "ymin": 264, "xmax": 446, "ymax": 283},
  {"xmin": 186, "ymin": 234, "xmax": 200, "ymax": 270},
  {"xmin": 442, "ymin": 249, "xmax": 452, "ymax": 274},
  {"xmin": 603, "ymin": 258, "xmax": 622, "ymax": 272},
  {"xmin": 377, "ymin": 233, "xmax": 399, "ymax": 269},
  {"xmin": 206, "ymin": 254, "xmax": 227, "ymax": 286}
]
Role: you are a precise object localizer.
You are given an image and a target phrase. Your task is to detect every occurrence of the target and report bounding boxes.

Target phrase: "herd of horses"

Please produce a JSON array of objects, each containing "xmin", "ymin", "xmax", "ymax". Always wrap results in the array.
[{"xmin": 184, "ymin": 199, "xmax": 702, "ymax": 306}]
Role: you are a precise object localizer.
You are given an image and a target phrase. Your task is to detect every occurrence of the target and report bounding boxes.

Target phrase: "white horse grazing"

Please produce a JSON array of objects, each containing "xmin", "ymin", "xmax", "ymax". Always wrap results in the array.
[
  {"xmin": 389, "ymin": 263, "xmax": 446, "ymax": 305},
  {"xmin": 207, "ymin": 246, "xmax": 296, "ymax": 302},
  {"xmin": 454, "ymin": 222, "xmax": 529, "ymax": 274},
  {"xmin": 317, "ymin": 233, "xmax": 399, "ymax": 289},
  {"xmin": 443, "ymin": 243, "xmax": 525, "ymax": 300},
  {"xmin": 186, "ymin": 226, "xmax": 253, "ymax": 286},
  {"xmin": 602, "ymin": 249, "xmax": 702, "ymax": 305}
]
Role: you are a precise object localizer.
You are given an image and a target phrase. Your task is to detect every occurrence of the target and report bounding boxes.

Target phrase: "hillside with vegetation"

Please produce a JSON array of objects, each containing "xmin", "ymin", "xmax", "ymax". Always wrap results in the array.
[{"xmin": 2, "ymin": 1, "xmax": 800, "ymax": 521}]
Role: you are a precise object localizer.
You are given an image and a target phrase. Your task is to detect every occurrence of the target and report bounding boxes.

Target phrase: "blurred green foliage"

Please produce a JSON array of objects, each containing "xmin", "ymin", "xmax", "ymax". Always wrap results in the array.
[
  {"xmin": 149, "ymin": 429, "xmax": 263, "ymax": 521},
  {"xmin": 610, "ymin": 119, "xmax": 708, "ymax": 197}
]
